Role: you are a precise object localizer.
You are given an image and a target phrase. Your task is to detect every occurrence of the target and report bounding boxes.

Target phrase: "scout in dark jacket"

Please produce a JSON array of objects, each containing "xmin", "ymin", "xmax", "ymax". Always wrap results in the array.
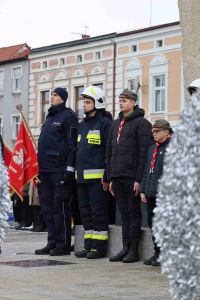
[
  {"xmin": 140, "ymin": 119, "xmax": 173, "ymax": 266},
  {"xmin": 75, "ymin": 86, "xmax": 112, "ymax": 259},
  {"xmin": 35, "ymin": 87, "xmax": 78, "ymax": 256},
  {"xmin": 107, "ymin": 89, "xmax": 152, "ymax": 263}
]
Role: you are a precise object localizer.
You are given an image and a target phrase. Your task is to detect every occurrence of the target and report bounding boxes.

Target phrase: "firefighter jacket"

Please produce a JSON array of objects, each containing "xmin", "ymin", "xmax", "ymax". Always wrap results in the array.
[
  {"xmin": 38, "ymin": 103, "xmax": 78, "ymax": 173},
  {"xmin": 76, "ymin": 110, "xmax": 112, "ymax": 183}
]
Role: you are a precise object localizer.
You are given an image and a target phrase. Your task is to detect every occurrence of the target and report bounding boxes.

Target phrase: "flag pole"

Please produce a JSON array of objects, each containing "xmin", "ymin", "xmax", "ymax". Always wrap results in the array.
[
  {"xmin": 16, "ymin": 104, "xmax": 37, "ymax": 150},
  {"xmin": 16, "ymin": 104, "xmax": 40, "ymax": 183}
]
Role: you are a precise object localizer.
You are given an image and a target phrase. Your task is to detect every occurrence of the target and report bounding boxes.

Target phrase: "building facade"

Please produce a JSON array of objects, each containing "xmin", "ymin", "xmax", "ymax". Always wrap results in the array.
[
  {"xmin": 28, "ymin": 33, "xmax": 116, "ymax": 137},
  {"xmin": 0, "ymin": 44, "xmax": 31, "ymax": 148},
  {"xmin": 28, "ymin": 21, "xmax": 182, "ymax": 138},
  {"xmin": 115, "ymin": 21, "xmax": 183, "ymax": 125}
]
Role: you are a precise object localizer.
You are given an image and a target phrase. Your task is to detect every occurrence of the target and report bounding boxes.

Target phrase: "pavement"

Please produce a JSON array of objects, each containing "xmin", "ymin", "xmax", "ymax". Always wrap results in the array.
[{"xmin": 0, "ymin": 228, "xmax": 170, "ymax": 300}]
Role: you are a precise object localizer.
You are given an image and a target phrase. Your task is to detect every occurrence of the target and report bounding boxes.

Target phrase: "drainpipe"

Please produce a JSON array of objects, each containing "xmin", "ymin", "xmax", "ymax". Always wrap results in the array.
[{"xmin": 112, "ymin": 40, "xmax": 116, "ymax": 118}]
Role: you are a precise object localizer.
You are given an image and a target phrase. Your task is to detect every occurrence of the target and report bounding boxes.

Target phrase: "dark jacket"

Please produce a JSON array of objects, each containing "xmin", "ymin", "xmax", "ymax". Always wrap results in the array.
[
  {"xmin": 0, "ymin": 134, "xmax": 4, "ymax": 160},
  {"xmin": 76, "ymin": 110, "xmax": 112, "ymax": 183},
  {"xmin": 38, "ymin": 103, "xmax": 78, "ymax": 173},
  {"xmin": 106, "ymin": 106, "xmax": 152, "ymax": 182},
  {"xmin": 140, "ymin": 139, "xmax": 170, "ymax": 198}
]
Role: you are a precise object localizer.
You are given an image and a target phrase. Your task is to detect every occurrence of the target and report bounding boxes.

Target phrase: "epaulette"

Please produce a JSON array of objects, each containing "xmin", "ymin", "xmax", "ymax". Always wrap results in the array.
[{"xmin": 66, "ymin": 107, "xmax": 78, "ymax": 119}]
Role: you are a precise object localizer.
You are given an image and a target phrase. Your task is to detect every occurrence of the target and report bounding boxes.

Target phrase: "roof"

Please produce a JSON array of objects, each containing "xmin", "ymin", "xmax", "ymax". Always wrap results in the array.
[
  {"xmin": 116, "ymin": 21, "xmax": 180, "ymax": 37},
  {"xmin": 31, "ymin": 22, "xmax": 180, "ymax": 55},
  {"xmin": 0, "ymin": 43, "xmax": 31, "ymax": 63},
  {"xmin": 31, "ymin": 32, "xmax": 116, "ymax": 54}
]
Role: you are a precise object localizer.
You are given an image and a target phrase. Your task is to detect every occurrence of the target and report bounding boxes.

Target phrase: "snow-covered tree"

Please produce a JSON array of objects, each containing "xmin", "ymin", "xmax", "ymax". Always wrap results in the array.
[
  {"xmin": 0, "ymin": 144, "xmax": 10, "ymax": 251},
  {"xmin": 153, "ymin": 90, "xmax": 200, "ymax": 300}
]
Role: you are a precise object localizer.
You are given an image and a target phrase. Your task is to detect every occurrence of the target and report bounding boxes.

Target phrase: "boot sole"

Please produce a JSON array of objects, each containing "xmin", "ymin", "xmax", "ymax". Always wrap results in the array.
[
  {"xmin": 109, "ymin": 258, "xmax": 124, "ymax": 262},
  {"xmin": 123, "ymin": 259, "xmax": 139, "ymax": 263},
  {"xmin": 35, "ymin": 251, "xmax": 51, "ymax": 255}
]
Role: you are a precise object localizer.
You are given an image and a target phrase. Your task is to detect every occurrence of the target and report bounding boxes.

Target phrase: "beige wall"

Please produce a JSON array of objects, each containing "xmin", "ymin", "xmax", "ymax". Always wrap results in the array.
[
  {"xmin": 116, "ymin": 24, "xmax": 182, "ymax": 125},
  {"xmin": 139, "ymin": 41, "xmax": 154, "ymax": 51},
  {"xmin": 165, "ymin": 51, "xmax": 181, "ymax": 113}
]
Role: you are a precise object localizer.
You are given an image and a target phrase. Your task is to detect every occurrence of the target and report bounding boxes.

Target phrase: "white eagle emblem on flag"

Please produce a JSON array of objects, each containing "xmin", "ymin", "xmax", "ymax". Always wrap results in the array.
[{"xmin": 13, "ymin": 149, "xmax": 24, "ymax": 166}]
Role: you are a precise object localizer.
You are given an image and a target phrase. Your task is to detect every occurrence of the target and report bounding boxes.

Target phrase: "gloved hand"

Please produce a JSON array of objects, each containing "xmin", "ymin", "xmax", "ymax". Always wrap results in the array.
[{"xmin": 64, "ymin": 171, "xmax": 75, "ymax": 185}]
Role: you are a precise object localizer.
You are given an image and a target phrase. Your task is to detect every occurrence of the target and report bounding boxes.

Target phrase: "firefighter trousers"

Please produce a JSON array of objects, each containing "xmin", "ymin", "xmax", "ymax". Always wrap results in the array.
[{"xmin": 77, "ymin": 182, "xmax": 109, "ymax": 253}]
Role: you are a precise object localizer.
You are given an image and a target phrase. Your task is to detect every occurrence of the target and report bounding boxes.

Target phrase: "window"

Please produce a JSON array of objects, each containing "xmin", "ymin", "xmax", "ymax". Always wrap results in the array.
[
  {"xmin": 75, "ymin": 86, "xmax": 84, "ymax": 119},
  {"xmin": 128, "ymin": 79, "xmax": 136, "ymax": 91},
  {"xmin": 156, "ymin": 40, "xmax": 163, "ymax": 48},
  {"xmin": 0, "ymin": 116, "xmax": 3, "ymax": 135},
  {"xmin": 12, "ymin": 115, "xmax": 20, "ymax": 139},
  {"xmin": 131, "ymin": 45, "xmax": 137, "ymax": 52},
  {"xmin": 153, "ymin": 75, "xmax": 166, "ymax": 112},
  {"xmin": 12, "ymin": 66, "xmax": 22, "ymax": 92},
  {"xmin": 41, "ymin": 90, "xmax": 50, "ymax": 123},
  {"xmin": 0, "ymin": 69, "xmax": 4, "ymax": 91},
  {"xmin": 42, "ymin": 61, "xmax": 48, "ymax": 69},
  {"xmin": 77, "ymin": 55, "xmax": 82, "ymax": 63},
  {"xmin": 95, "ymin": 52, "xmax": 101, "ymax": 59},
  {"xmin": 60, "ymin": 58, "xmax": 65, "ymax": 65},
  {"xmin": 93, "ymin": 83, "xmax": 103, "ymax": 90},
  {"xmin": 127, "ymin": 78, "xmax": 140, "ymax": 102}
]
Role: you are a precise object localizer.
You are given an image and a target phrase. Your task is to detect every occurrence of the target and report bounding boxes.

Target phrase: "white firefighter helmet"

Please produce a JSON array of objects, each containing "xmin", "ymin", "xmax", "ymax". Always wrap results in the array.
[
  {"xmin": 188, "ymin": 78, "xmax": 200, "ymax": 95},
  {"xmin": 81, "ymin": 86, "xmax": 105, "ymax": 109}
]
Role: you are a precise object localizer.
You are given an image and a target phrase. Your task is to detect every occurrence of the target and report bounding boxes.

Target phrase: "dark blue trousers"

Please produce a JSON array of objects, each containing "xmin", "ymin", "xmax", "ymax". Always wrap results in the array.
[{"xmin": 40, "ymin": 172, "xmax": 72, "ymax": 251}]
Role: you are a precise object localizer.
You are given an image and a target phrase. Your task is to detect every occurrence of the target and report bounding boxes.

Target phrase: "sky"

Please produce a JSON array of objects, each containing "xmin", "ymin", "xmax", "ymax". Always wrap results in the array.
[{"xmin": 0, "ymin": 0, "xmax": 179, "ymax": 49}]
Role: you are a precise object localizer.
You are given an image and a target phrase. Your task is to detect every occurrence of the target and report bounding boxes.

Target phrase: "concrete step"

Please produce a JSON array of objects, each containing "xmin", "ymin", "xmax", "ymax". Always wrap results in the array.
[{"xmin": 74, "ymin": 225, "xmax": 154, "ymax": 260}]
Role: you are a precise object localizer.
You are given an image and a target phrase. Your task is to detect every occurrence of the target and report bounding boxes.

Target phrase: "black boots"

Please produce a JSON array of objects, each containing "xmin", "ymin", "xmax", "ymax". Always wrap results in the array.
[
  {"xmin": 35, "ymin": 245, "xmax": 70, "ymax": 256},
  {"xmin": 74, "ymin": 249, "xmax": 89, "ymax": 258},
  {"xmin": 86, "ymin": 250, "xmax": 106, "ymax": 259},
  {"xmin": 123, "ymin": 240, "xmax": 139, "ymax": 263},
  {"xmin": 144, "ymin": 252, "xmax": 160, "ymax": 266},
  {"xmin": 35, "ymin": 245, "xmax": 54, "ymax": 255},
  {"xmin": 75, "ymin": 249, "xmax": 106, "ymax": 259},
  {"xmin": 49, "ymin": 248, "xmax": 70, "ymax": 256},
  {"xmin": 109, "ymin": 241, "xmax": 129, "ymax": 262}
]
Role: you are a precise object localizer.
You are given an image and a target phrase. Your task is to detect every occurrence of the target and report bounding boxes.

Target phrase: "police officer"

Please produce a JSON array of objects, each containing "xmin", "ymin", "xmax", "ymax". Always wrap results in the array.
[
  {"xmin": 35, "ymin": 87, "xmax": 78, "ymax": 256},
  {"xmin": 75, "ymin": 86, "xmax": 112, "ymax": 259}
]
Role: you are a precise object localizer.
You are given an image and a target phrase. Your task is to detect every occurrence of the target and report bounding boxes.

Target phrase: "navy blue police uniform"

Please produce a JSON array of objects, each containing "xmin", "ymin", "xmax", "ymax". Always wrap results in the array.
[{"xmin": 37, "ymin": 102, "xmax": 78, "ymax": 255}]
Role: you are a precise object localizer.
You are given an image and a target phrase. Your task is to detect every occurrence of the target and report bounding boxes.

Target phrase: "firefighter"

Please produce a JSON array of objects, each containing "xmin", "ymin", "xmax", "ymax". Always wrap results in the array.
[
  {"xmin": 75, "ymin": 86, "xmax": 112, "ymax": 259},
  {"xmin": 35, "ymin": 87, "xmax": 78, "ymax": 256}
]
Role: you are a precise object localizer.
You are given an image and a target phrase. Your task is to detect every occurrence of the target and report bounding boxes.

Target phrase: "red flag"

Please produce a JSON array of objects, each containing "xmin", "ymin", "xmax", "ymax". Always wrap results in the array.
[
  {"xmin": 4, "ymin": 144, "xmax": 13, "ymax": 168},
  {"xmin": 8, "ymin": 121, "xmax": 38, "ymax": 200}
]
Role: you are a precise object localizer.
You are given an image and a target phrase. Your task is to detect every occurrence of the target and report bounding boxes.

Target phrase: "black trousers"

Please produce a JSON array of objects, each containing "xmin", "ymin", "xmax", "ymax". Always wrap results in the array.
[
  {"xmin": 77, "ymin": 182, "xmax": 108, "ymax": 252},
  {"xmin": 12, "ymin": 194, "xmax": 33, "ymax": 226},
  {"xmin": 147, "ymin": 197, "xmax": 160, "ymax": 254},
  {"xmin": 112, "ymin": 178, "xmax": 142, "ymax": 243},
  {"xmin": 71, "ymin": 180, "xmax": 81, "ymax": 225},
  {"xmin": 40, "ymin": 172, "xmax": 72, "ymax": 251}
]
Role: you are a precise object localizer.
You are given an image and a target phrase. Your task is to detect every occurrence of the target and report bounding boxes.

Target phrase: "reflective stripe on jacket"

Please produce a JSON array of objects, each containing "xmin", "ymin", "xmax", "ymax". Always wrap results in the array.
[{"xmin": 76, "ymin": 110, "xmax": 112, "ymax": 183}]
